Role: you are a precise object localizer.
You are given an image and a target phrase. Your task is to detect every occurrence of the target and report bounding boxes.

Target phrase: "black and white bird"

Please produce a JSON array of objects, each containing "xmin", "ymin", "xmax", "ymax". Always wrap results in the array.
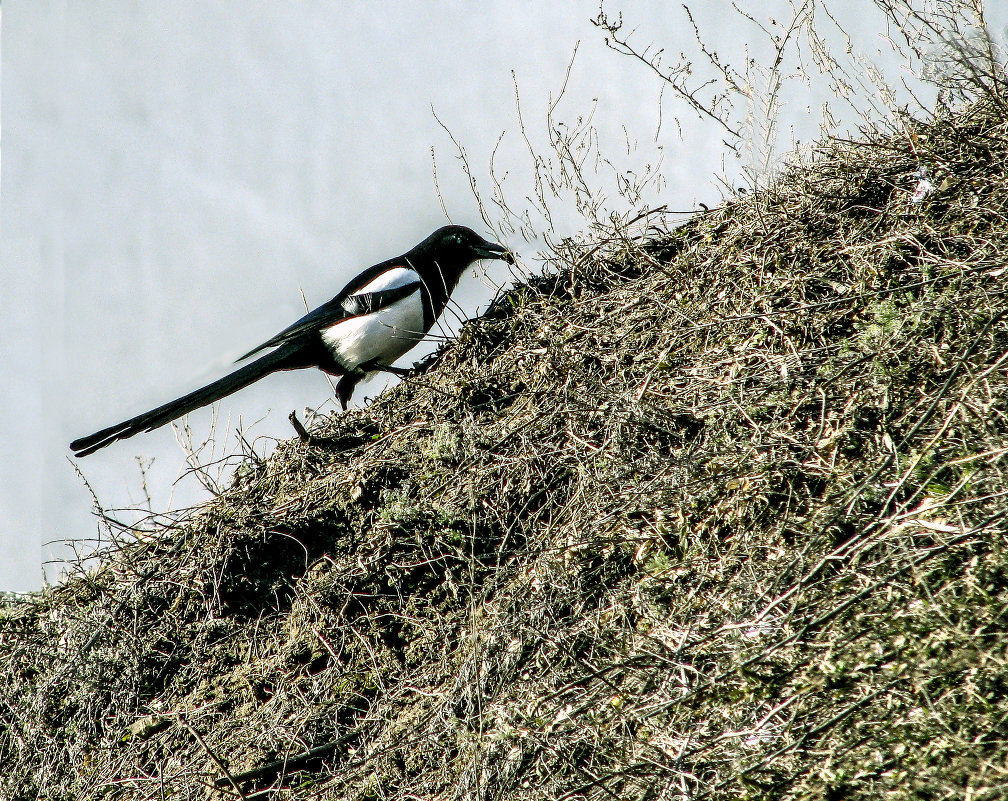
[{"xmin": 71, "ymin": 225, "xmax": 513, "ymax": 457}]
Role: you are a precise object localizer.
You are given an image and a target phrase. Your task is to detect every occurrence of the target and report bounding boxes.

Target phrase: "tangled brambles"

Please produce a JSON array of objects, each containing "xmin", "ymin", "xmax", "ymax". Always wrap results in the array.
[{"xmin": 3, "ymin": 101, "xmax": 1008, "ymax": 800}]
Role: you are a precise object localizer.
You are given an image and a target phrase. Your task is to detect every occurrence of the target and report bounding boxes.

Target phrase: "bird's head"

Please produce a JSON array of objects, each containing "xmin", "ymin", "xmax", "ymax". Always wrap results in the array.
[{"xmin": 422, "ymin": 225, "xmax": 515, "ymax": 269}]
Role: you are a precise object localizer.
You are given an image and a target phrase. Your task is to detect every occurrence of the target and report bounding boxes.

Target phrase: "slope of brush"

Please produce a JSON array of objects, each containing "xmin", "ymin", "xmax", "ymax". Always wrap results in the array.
[{"xmin": 2, "ymin": 100, "xmax": 1007, "ymax": 800}]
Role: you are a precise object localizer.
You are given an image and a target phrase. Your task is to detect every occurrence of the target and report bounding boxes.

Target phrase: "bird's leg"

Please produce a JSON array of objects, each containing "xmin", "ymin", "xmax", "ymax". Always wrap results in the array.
[
  {"xmin": 377, "ymin": 365, "xmax": 413, "ymax": 377},
  {"xmin": 358, "ymin": 358, "xmax": 413, "ymax": 377},
  {"xmin": 335, "ymin": 373, "xmax": 361, "ymax": 411}
]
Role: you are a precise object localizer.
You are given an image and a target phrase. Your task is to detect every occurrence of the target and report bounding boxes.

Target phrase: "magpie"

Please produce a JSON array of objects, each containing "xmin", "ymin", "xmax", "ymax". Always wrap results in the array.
[{"xmin": 70, "ymin": 225, "xmax": 514, "ymax": 457}]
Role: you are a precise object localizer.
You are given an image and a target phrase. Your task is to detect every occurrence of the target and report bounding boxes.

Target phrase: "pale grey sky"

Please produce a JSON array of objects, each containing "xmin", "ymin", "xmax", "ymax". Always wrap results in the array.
[{"xmin": 3, "ymin": 2, "xmax": 1002, "ymax": 591}]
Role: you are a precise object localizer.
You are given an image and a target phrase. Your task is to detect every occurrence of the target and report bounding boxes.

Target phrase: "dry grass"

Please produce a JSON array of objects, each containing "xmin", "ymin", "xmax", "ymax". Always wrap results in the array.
[{"xmin": 3, "ymin": 99, "xmax": 1008, "ymax": 800}]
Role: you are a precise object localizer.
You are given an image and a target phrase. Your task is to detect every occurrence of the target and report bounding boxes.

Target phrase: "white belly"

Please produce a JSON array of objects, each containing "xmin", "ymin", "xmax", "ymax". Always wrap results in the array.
[{"xmin": 320, "ymin": 290, "xmax": 425, "ymax": 370}]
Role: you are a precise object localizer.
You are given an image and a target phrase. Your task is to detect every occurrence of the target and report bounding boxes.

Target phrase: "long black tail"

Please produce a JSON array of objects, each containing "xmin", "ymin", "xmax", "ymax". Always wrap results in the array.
[{"xmin": 71, "ymin": 344, "xmax": 313, "ymax": 457}]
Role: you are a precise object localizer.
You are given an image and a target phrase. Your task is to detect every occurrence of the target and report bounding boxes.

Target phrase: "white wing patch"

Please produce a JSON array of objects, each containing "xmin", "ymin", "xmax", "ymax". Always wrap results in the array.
[
  {"xmin": 352, "ymin": 266, "xmax": 419, "ymax": 295},
  {"xmin": 321, "ymin": 285, "xmax": 425, "ymax": 371}
]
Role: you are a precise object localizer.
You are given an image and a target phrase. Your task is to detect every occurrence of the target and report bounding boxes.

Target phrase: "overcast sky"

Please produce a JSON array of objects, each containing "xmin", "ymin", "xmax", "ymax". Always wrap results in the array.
[{"xmin": 3, "ymin": 2, "xmax": 1004, "ymax": 592}]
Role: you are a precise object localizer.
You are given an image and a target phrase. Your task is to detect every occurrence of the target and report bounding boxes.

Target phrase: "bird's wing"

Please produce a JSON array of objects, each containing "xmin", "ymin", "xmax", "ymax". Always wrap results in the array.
[{"xmin": 236, "ymin": 262, "xmax": 422, "ymax": 361}]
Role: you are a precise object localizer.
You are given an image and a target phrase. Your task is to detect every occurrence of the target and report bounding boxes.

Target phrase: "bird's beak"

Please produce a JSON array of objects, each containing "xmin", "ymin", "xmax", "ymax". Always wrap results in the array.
[{"xmin": 474, "ymin": 241, "xmax": 516, "ymax": 264}]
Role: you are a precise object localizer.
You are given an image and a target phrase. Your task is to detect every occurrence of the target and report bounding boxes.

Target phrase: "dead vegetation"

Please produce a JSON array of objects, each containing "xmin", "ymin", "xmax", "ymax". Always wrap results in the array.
[{"xmin": 3, "ymin": 98, "xmax": 1008, "ymax": 800}]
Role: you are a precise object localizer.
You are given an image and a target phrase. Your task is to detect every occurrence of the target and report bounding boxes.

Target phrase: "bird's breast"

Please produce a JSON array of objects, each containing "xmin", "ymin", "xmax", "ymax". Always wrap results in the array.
[{"xmin": 320, "ymin": 290, "xmax": 426, "ymax": 371}]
